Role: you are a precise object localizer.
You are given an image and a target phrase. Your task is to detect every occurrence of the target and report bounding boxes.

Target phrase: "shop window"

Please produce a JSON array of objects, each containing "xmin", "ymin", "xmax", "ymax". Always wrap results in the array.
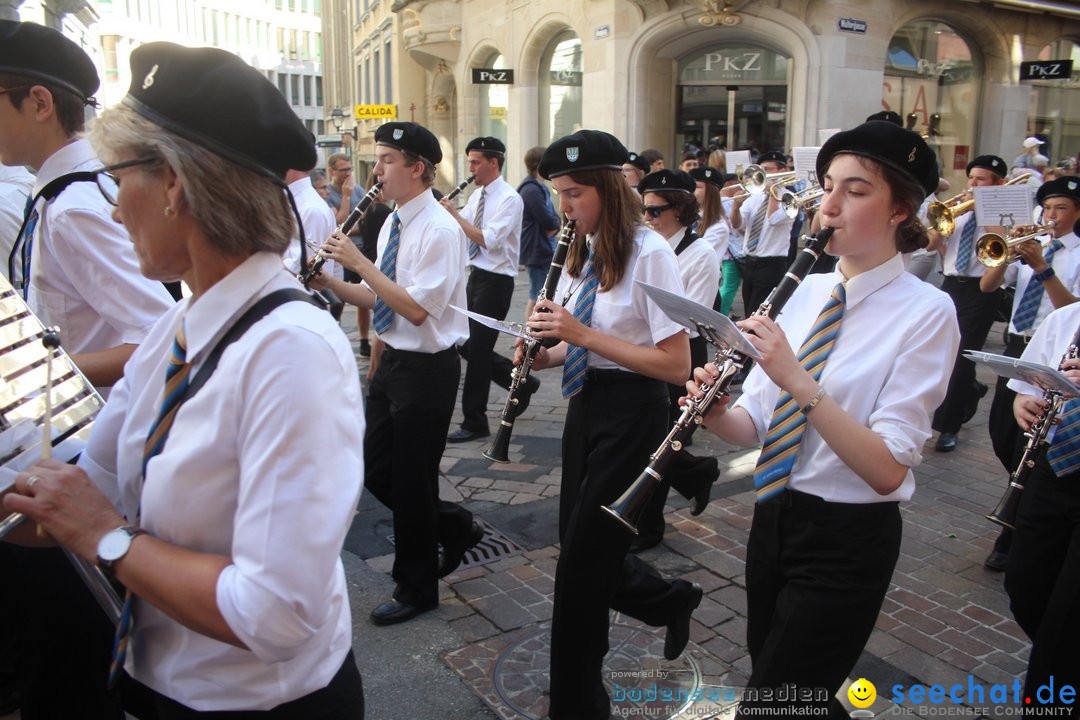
[
  {"xmin": 1028, "ymin": 39, "xmax": 1080, "ymax": 170},
  {"xmin": 539, "ymin": 31, "xmax": 582, "ymax": 145},
  {"xmin": 477, "ymin": 52, "xmax": 509, "ymax": 146}
]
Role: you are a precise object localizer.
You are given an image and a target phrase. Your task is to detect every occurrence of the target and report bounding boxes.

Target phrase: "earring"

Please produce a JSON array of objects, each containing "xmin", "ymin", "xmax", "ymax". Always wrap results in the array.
[{"xmin": 164, "ymin": 206, "xmax": 177, "ymax": 218}]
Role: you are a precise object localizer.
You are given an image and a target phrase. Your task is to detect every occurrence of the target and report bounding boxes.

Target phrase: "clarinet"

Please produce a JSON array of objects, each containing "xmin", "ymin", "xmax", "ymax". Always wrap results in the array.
[
  {"xmin": 986, "ymin": 323, "xmax": 1080, "ymax": 529},
  {"xmin": 602, "ymin": 228, "xmax": 835, "ymax": 534},
  {"xmin": 484, "ymin": 220, "xmax": 577, "ymax": 462},
  {"xmin": 446, "ymin": 175, "xmax": 476, "ymax": 203},
  {"xmin": 298, "ymin": 181, "xmax": 384, "ymax": 285}
]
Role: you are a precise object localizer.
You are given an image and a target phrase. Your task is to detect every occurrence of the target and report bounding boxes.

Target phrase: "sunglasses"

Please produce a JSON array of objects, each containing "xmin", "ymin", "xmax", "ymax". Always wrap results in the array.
[{"xmin": 642, "ymin": 204, "xmax": 673, "ymax": 219}]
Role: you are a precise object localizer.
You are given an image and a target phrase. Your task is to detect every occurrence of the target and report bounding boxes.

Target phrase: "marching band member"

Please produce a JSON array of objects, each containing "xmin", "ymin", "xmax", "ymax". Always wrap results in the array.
[
  {"xmin": 692, "ymin": 121, "xmax": 959, "ymax": 718},
  {"xmin": 718, "ymin": 173, "xmax": 747, "ymax": 317},
  {"xmin": 621, "ymin": 151, "xmax": 650, "ymax": 192},
  {"xmin": 1004, "ymin": 299, "xmax": 1080, "ymax": 715},
  {"xmin": 690, "ymin": 165, "xmax": 730, "ymax": 265},
  {"xmin": 440, "ymin": 137, "xmax": 527, "ymax": 443},
  {"xmin": 0, "ymin": 21, "xmax": 174, "ymax": 718},
  {"xmin": 522, "ymin": 130, "xmax": 701, "ymax": 720},
  {"xmin": 5, "ymin": 42, "xmax": 366, "ymax": 716},
  {"xmin": 930, "ymin": 155, "xmax": 1009, "ymax": 453},
  {"xmin": 632, "ymin": 168, "xmax": 721, "ymax": 549},
  {"xmin": 730, "ymin": 150, "xmax": 796, "ymax": 313},
  {"xmin": 980, "ymin": 176, "xmax": 1080, "ymax": 571},
  {"xmin": 316, "ymin": 121, "xmax": 483, "ymax": 625}
]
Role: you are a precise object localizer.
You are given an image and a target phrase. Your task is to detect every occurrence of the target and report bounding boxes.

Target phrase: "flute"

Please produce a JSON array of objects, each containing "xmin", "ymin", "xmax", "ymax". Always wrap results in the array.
[
  {"xmin": 602, "ymin": 228, "xmax": 835, "ymax": 533},
  {"xmin": 298, "ymin": 181, "xmax": 384, "ymax": 285}
]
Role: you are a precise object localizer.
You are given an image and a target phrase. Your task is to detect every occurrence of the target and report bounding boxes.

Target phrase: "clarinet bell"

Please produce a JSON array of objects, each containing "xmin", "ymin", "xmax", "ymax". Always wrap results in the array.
[{"xmin": 483, "ymin": 422, "xmax": 513, "ymax": 463}]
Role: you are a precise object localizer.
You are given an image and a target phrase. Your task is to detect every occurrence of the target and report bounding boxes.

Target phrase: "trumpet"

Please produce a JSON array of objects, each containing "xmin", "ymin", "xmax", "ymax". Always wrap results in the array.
[
  {"xmin": 976, "ymin": 222, "xmax": 1056, "ymax": 268},
  {"xmin": 298, "ymin": 181, "xmax": 384, "ymax": 285},
  {"xmin": 602, "ymin": 228, "xmax": 835, "ymax": 534},
  {"xmin": 735, "ymin": 164, "xmax": 798, "ymax": 197},
  {"xmin": 926, "ymin": 174, "xmax": 1031, "ymax": 237},
  {"xmin": 987, "ymin": 323, "xmax": 1080, "ymax": 529},
  {"xmin": 772, "ymin": 184, "xmax": 825, "ymax": 219}
]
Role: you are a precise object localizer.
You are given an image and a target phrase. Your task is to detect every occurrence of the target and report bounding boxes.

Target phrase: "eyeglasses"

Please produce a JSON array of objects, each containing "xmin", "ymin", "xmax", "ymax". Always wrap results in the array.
[
  {"xmin": 642, "ymin": 204, "xmax": 673, "ymax": 219},
  {"xmin": 94, "ymin": 157, "xmax": 159, "ymax": 206}
]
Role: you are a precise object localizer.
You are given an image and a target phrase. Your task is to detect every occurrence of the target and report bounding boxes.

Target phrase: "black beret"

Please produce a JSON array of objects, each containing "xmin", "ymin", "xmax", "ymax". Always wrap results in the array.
[
  {"xmin": 638, "ymin": 169, "xmax": 696, "ymax": 196},
  {"xmin": 689, "ymin": 166, "xmax": 724, "ymax": 189},
  {"xmin": 625, "ymin": 152, "xmax": 651, "ymax": 174},
  {"xmin": 966, "ymin": 155, "xmax": 1008, "ymax": 179},
  {"xmin": 866, "ymin": 110, "xmax": 903, "ymax": 126},
  {"xmin": 0, "ymin": 20, "xmax": 98, "ymax": 103},
  {"xmin": 465, "ymin": 136, "xmax": 505, "ymax": 158},
  {"xmin": 816, "ymin": 121, "xmax": 939, "ymax": 198},
  {"xmin": 757, "ymin": 150, "xmax": 788, "ymax": 167},
  {"xmin": 1036, "ymin": 176, "xmax": 1080, "ymax": 206},
  {"xmin": 375, "ymin": 122, "xmax": 442, "ymax": 166},
  {"xmin": 123, "ymin": 43, "xmax": 314, "ymax": 181},
  {"xmin": 539, "ymin": 129, "xmax": 629, "ymax": 180}
]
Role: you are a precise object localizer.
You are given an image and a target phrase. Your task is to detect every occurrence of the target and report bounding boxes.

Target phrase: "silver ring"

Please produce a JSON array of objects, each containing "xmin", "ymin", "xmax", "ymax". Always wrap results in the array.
[{"xmin": 25, "ymin": 474, "xmax": 42, "ymax": 491}]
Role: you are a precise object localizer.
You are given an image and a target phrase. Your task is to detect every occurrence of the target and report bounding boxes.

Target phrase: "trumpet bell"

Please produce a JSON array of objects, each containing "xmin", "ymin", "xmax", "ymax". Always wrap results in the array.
[{"xmin": 975, "ymin": 234, "xmax": 1010, "ymax": 268}]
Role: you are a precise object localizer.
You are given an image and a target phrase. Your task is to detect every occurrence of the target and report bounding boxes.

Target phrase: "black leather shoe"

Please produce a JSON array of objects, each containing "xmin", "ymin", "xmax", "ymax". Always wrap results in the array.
[
  {"xmin": 984, "ymin": 550, "xmax": 1008, "ymax": 572},
  {"xmin": 370, "ymin": 598, "xmax": 436, "ymax": 626},
  {"xmin": 629, "ymin": 532, "xmax": 663, "ymax": 554},
  {"xmin": 665, "ymin": 582, "xmax": 703, "ymax": 660},
  {"xmin": 690, "ymin": 457, "xmax": 719, "ymax": 516},
  {"xmin": 962, "ymin": 381, "xmax": 989, "ymax": 424},
  {"xmin": 510, "ymin": 376, "xmax": 541, "ymax": 419},
  {"xmin": 447, "ymin": 427, "xmax": 490, "ymax": 443},
  {"xmin": 359, "ymin": 339, "xmax": 371, "ymax": 358},
  {"xmin": 935, "ymin": 432, "xmax": 958, "ymax": 452},
  {"xmin": 438, "ymin": 520, "xmax": 485, "ymax": 577}
]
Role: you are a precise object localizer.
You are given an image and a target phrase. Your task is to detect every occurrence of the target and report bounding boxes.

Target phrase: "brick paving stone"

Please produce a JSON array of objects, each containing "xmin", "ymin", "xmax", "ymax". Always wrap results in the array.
[
  {"xmin": 487, "ymin": 555, "xmax": 528, "ymax": 572},
  {"xmin": 472, "ymin": 489, "xmax": 516, "ymax": 503},
  {"xmin": 462, "ymin": 477, "xmax": 495, "ymax": 489},
  {"xmin": 508, "ymin": 564, "xmax": 543, "ymax": 581},
  {"xmin": 960, "ymin": 605, "xmax": 1009, "ymax": 627},
  {"xmin": 888, "ymin": 587, "xmax": 938, "ymax": 614},
  {"xmin": 693, "ymin": 596, "xmax": 736, "ymax": 628},
  {"xmin": 684, "ymin": 568, "xmax": 730, "ymax": 593},
  {"xmin": 526, "ymin": 574, "xmax": 555, "ymax": 597},
  {"xmin": 965, "ymin": 625, "xmax": 1026, "ymax": 655},
  {"xmin": 926, "ymin": 605, "xmax": 979, "ymax": 632},
  {"xmin": 524, "ymin": 546, "xmax": 558, "ymax": 560},
  {"xmin": 454, "ymin": 577, "xmax": 502, "ymax": 601},
  {"xmin": 983, "ymin": 650, "xmax": 1028, "ymax": 676},
  {"xmin": 695, "ymin": 549, "xmax": 745, "ymax": 578},
  {"xmin": 937, "ymin": 628, "xmax": 994, "ymax": 658},
  {"xmin": 865, "ymin": 628, "xmax": 908, "ymax": 658},
  {"xmin": 505, "ymin": 584, "xmax": 547, "ymax": 610},
  {"xmin": 893, "ymin": 608, "xmax": 948, "ymax": 636},
  {"xmin": 487, "ymin": 570, "xmax": 524, "ymax": 592},
  {"xmin": 712, "ymin": 585, "xmax": 748, "ymax": 616},
  {"xmin": 889, "ymin": 624, "xmax": 950, "ymax": 656},
  {"xmin": 510, "ymin": 493, "xmax": 544, "ymax": 504},
  {"xmin": 435, "ymin": 597, "xmax": 477, "ymax": 622},
  {"xmin": 472, "ymin": 594, "xmax": 543, "ymax": 631},
  {"xmin": 444, "ymin": 565, "xmax": 490, "ymax": 583},
  {"xmin": 450, "ymin": 613, "xmax": 501, "ymax": 644},
  {"xmin": 993, "ymin": 618, "xmax": 1025, "ymax": 641},
  {"xmin": 714, "ymin": 617, "xmax": 748, "ymax": 645},
  {"xmin": 937, "ymin": 647, "xmax": 981, "ymax": 673}
]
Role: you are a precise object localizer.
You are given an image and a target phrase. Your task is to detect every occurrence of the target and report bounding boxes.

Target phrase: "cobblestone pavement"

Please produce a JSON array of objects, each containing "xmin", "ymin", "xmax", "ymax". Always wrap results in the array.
[
  {"xmin": 0, "ymin": 271, "xmax": 1026, "ymax": 720},
  {"xmin": 342, "ymin": 269, "xmax": 1034, "ymax": 720}
]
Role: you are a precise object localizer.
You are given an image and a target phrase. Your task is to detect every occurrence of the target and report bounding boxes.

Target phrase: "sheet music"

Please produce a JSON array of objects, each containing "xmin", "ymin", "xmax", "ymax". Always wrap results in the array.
[{"xmin": 973, "ymin": 185, "xmax": 1036, "ymax": 229}]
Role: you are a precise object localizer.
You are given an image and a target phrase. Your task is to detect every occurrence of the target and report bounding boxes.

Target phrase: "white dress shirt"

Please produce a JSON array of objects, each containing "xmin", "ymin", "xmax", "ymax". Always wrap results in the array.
[
  {"xmin": 700, "ymin": 218, "xmax": 730, "ymax": 261},
  {"xmin": 26, "ymin": 139, "xmax": 174, "ymax": 362},
  {"xmin": 1002, "ymin": 231, "xmax": 1080, "ymax": 337},
  {"xmin": 0, "ymin": 164, "xmax": 34, "ymax": 286},
  {"xmin": 553, "ymin": 224, "xmax": 685, "ymax": 372},
  {"xmin": 734, "ymin": 253, "xmax": 960, "ymax": 503},
  {"xmin": 737, "ymin": 192, "xmax": 794, "ymax": 258},
  {"xmin": 364, "ymin": 188, "xmax": 468, "ymax": 351},
  {"xmin": 1008, "ymin": 301, "xmax": 1080, "ymax": 398},
  {"xmin": 283, "ymin": 176, "xmax": 341, "ymax": 280},
  {"xmin": 460, "ymin": 175, "xmax": 523, "ymax": 277},
  {"xmin": 667, "ymin": 228, "xmax": 720, "ymax": 338},
  {"xmin": 941, "ymin": 213, "xmax": 990, "ymax": 278},
  {"xmin": 79, "ymin": 251, "xmax": 364, "ymax": 710}
]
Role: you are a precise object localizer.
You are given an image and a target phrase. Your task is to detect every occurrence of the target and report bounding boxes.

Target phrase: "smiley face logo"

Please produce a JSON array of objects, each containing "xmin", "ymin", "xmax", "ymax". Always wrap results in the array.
[{"xmin": 848, "ymin": 678, "xmax": 876, "ymax": 709}]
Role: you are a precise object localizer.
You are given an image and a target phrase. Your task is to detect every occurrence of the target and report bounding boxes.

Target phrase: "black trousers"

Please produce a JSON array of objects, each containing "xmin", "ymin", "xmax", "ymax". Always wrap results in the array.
[
  {"xmin": 363, "ymin": 346, "xmax": 473, "ymax": 607},
  {"xmin": 119, "ymin": 649, "xmax": 364, "ymax": 719},
  {"xmin": 1004, "ymin": 459, "xmax": 1080, "ymax": 713},
  {"xmin": 739, "ymin": 490, "xmax": 901, "ymax": 720},
  {"xmin": 0, "ymin": 544, "xmax": 123, "ymax": 719},
  {"xmin": 740, "ymin": 256, "xmax": 788, "ymax": 316},
  {"xmin": 933, "ymin": 277, "xmax": 1000, "ymax": 434},
  {"xmin": 638, "ymin": 336, "xmax": 713, "ymax": 538},
  {"xmin": 548, "ymin": 371, "xmax": 694, "ymax": 720},
  {"xmin": 458, "ymin": 268, "xmax": 516, "ymax": 433}
]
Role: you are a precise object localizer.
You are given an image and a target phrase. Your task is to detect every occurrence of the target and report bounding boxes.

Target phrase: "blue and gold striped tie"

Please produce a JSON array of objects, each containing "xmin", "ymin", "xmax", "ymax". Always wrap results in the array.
[
  {"xmin": 1047, "ymin": 398, "xmax": 1080, "ymax": 477},
  {"xmin": 373, "ymin": 211, "xmax": 401, "ymax": 334},
  {"xmin": 954, "ymin": 217, "xmax": 978, "ymax": 274},
  {"xmin": 745, "ymin": 200, "xmax": 767, "ymax": 255},
  {"xmin": 561, "ymin": 260, "xmax": 598, "ymax": 398},
  {"xmin": 110, "ymin": 320, "xmax": 192, "ymax": 688},
  {"xmin": 1012, "ymin": 240, "xmax": 1063, "ymax": 333},
  {"xmin": 753, "ymin": 283, "xmax": 846, "ymax": 501}
]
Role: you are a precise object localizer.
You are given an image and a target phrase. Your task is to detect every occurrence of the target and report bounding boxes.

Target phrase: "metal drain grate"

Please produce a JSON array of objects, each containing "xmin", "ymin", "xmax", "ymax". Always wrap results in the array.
[{"xmin": 386, "ymin": 523, "xmax": 522, "ymax": 572}]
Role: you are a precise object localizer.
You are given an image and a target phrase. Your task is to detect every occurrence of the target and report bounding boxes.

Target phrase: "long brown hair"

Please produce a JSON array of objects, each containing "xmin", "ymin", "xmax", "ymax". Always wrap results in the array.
[
  {"xmin": 698, "ymin": 181, "xmax": 725, "ymax": 232},
  {"xmin": 564, "ymin": 169, "xmax": 641, "ymax": 292}
]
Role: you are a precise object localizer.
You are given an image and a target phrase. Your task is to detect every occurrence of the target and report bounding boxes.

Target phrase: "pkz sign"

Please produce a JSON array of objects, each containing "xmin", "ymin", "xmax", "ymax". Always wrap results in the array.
[
  {"xmin": 1020, "ymin": 60, "xmax": 1073, "ymax": 81},
  {"xmin": 680, "ymin": 46, "xmax": 788, "ymax": 84},
  {"xmin": 472, "ymin": 68, "xmax": 514, "ymax": 84},
  {"xmin": 837, "ymin": 17, "xmax": 867, "ymax": 34}
]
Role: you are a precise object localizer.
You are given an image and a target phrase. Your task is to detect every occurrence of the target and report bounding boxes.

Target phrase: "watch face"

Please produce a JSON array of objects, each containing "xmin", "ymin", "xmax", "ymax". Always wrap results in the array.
[{"xmin": 98, "ymin": 528, "xmax": 132, "ymax": 563}]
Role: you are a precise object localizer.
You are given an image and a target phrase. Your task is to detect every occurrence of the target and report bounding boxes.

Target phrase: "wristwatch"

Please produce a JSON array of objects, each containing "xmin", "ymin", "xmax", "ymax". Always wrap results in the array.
[{"xmin": 96, "ymin": 526, "xmax": 147, "ymax": 573}]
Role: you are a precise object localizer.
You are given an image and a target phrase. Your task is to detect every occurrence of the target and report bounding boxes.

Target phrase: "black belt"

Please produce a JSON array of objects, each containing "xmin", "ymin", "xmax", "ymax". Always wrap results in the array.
[
  {"xmin": 382, "ymin": 344, "xmax": 457, "ymax": 359},
  {"xmin": 942, "ymin": 275, "xmax": 982, "ymax": 285},
  {"xmin": 762, "ymin": 488, "xmax": 899, "ymax": 514},
  {"xmin": 1006, "ymin": 332, "xmax": 1033, "ymax": 347}
]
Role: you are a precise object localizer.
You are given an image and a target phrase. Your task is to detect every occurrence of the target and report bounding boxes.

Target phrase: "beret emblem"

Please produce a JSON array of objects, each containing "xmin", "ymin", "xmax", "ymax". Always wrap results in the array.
[
  {"xmin": 1070, "ymin": 181, "xmax": 1078, "ymax": 191},
  {"xmin": 393, "ymin": 128, "xmax": 404, "ymax": 140},
  {"xmin": 142, "ymin": 64, "xmax": 159, "ymax": 90},
  {"xmin": 908, "ymin": 147, "xmax": 917, "ymax": 163},
  {"xmin": 566, "ymin": 147, "xmax": 579, "ymax": 162}
]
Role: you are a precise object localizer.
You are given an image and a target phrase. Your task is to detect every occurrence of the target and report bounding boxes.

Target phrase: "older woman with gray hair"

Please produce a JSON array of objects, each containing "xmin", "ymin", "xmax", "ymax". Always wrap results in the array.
[{"xmin": 2, "ymin": 43, "xmax": 365, "ymax": 718}]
